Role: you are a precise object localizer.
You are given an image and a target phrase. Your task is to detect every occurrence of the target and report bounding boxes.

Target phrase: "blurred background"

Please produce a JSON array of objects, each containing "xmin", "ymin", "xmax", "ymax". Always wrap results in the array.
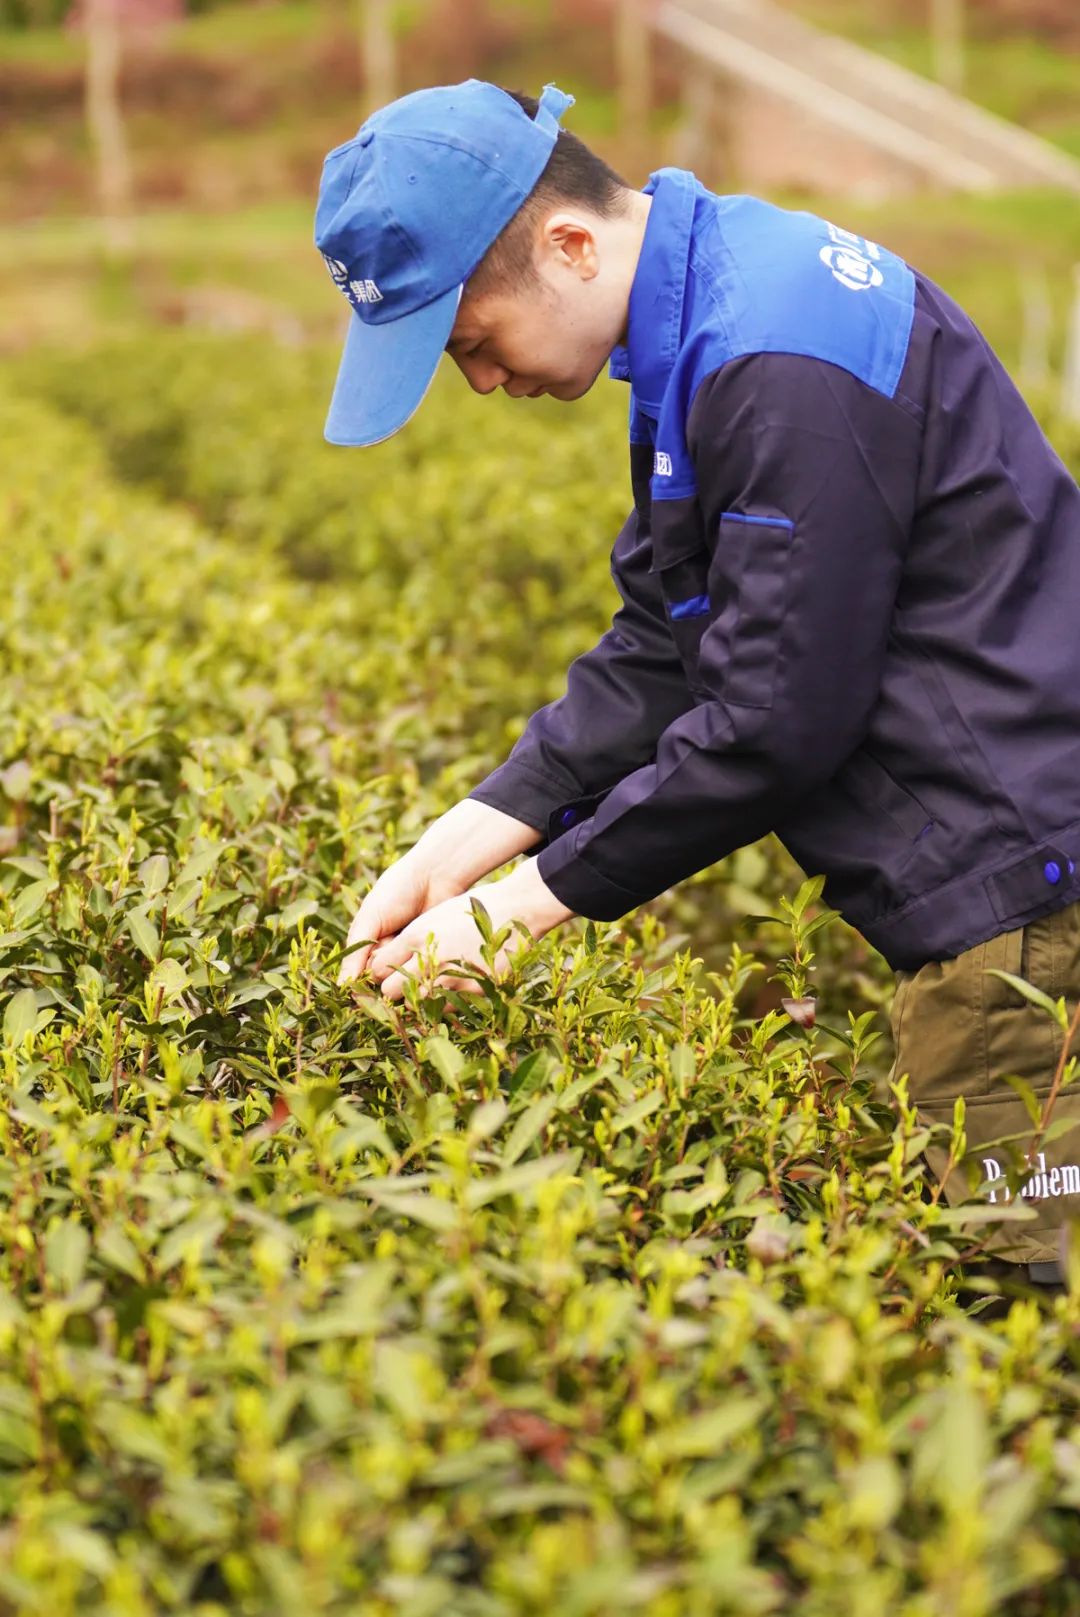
[
  {"xmin": 1, "ymin": 0, "xmax": 1078, "ymax": 1024},
  {"xmin": 2, "ymin": 0, "xmax": 1079, "ymax": 376}
]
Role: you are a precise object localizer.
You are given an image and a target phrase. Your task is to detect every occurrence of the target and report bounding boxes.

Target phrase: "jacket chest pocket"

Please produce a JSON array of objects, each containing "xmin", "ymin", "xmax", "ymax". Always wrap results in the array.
[
  {"xmin": 711, "ymin": 511, "xmax": 794, "ymax": 710},
  {"xmin": 651, "ymin": 510, "xmax": 795, "ymax": 707}
]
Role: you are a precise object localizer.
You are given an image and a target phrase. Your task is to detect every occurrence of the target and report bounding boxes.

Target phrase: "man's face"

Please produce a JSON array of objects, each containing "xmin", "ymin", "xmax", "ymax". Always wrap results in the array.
[
  {"xmin": 444, "ymin": 210, "xmax": 628, "ymax": 403},
  {"xmin": 445, "ymin": 279, "xmax": 613, "ymax": 402}
]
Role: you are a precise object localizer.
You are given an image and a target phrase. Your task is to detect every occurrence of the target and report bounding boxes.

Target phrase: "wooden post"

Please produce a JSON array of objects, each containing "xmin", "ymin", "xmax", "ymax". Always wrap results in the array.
[
  {"xmin": 930, "ymin": 0, "xmax": 964, "ymax": 94},
  {"xmin": 84, "ymin": 0, "xmax": 134, "ymax": 255},
  {"xmin": 1062, "ymin": 264, "xmax": 1080, "ymax": 426},
  {"xmin": 616, "ymin": 0, "xmax": 651, "ymax": 184},
  {"xmin": 674, "ymin": 55, "xmax": 727, "ymax": 191},
  {"xmin": 1018, "ymin": 266, "xmax": 1052, "ymax": 398},
  {"xmin": 361, "ymin": 0, "xmax": 396, "ymax": 120}
]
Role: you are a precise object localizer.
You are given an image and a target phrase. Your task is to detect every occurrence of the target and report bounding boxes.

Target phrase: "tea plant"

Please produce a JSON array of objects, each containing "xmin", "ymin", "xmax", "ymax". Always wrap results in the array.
[
  {"xmin": 17, "ymin": 331, "xmax": 957, "ymax": 1020},
  {"xmin": 0, "ymin": 381, "xmax": 1079, "ymax": 1616}
]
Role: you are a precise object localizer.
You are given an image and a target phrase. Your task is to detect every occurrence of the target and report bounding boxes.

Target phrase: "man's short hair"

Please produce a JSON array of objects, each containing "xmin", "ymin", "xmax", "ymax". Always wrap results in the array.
[{"xmin": 466, "ymin": 90, "xmax": 631, "ymax": 299}]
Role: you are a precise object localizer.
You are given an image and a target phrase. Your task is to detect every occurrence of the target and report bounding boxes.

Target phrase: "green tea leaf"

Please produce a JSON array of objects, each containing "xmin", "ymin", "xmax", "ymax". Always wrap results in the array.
[
  {"xmin": 139, "ymin": 853, "xmax": 170, "ymax": 896},
  {"xmin": 45, "ymin": 1219, "xmax": 90, "ymax": 1293},
  {"xmin": 278, "ymin": 896, "xmax": 318, "ymax": 929},
  {"xmin": 468, "ymin": 1097, "xmax": 508, "ymax": 1143},
  {"xmin": 656, "ymin": 1398, "xmax": 767, "ymax": 1459},
  {"xmin": 3, "ymin": 987, "xmax": 38, "ymax": 1046},
  {"xmin": 362, "ymin": 1186, "xmax": 459, "ymax": 1232},
  {"xmin": 3, "ymin": 857, "xmax": 49, "ymax": 881},
  {"xmin": 502, "ymin": 1095, "xmax": 557, "ymax": 1166},
  {"xmin": 0, "ymin": 760, "xmax": 31, "ymax": 801},
  {"xmin": 1002, "ymin": 1072, "xmax": 1043, "ymax": 1127},
  {"xmin": 149, "ymin": 957, "xmax": 190, "ymax": 1001},
  {"xmin": 12, "ymin": 879, "xmax": 51, "ymax": 926},
  {"xmin": 985, "ymin": 969, "xmax": 1069, "ymax": 1027},
  {"xmin": 465, "ymin": 1150, "xmax": 579, "ymax": 1209},
  {"xmin": 791, "ymin": 874, "xmax": 826, "ymax": 921},
  {"xmin": 611, "ymin": 1089, "xmax": 663, "ymax": 1134},
  {"xmin": 421, "ymin": 1035, "xmax": 465, "ymax": 1091},
  {"xmin": 96, "ymin": 1223, "xmax": 145, "ymax": 1283},
  {"xmin": 126, "ymin": 905, "xmax": 159, "ymax": 962},
  {"xmin": 469, "ymin": 896, "xmax": 494, "ymax": 946}
]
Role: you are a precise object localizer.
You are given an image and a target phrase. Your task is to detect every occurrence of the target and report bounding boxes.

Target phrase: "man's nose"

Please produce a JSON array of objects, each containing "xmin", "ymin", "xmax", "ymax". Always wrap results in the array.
[{"xmin": 463, "ymin": 356, "xmax": 511, "ymax": 394}]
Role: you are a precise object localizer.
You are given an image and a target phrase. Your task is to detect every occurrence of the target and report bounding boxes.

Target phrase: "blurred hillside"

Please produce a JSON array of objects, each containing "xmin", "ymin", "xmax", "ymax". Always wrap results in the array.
[
  {"xmin": 0, "ymin": 0, "xmax": 1078, "ymax": 405},
  {"xmin": 2, "ymin": 0, "xmax": 1079, "ymax": 224},
  {"xmin": 0, "ymin": 0, "xmax": 678, "ymax": 223}
]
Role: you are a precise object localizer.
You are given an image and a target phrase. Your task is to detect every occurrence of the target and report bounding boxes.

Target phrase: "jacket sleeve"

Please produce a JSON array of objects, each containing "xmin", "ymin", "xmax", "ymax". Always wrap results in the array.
[
  {"xmin": 466, "ymin": 505, "xmax": 697, "ymax": 850},
  {"xmin": 533, "ymin": 352, "xmax": 923, "ymax": 919}
]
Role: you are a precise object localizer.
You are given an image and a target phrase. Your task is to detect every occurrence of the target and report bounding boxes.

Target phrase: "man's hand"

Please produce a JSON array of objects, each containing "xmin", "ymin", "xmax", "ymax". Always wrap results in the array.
[
  {"xmin": 336, "ymin": 798, "xmax": 544, "ymax": 986},
  {"xmin": 336, "ymin": 852, "xmax": 459, "ymax": 986},
  {"xmin": 350, "ymin": 858, "xmax": 576, "ymax": 1000}
]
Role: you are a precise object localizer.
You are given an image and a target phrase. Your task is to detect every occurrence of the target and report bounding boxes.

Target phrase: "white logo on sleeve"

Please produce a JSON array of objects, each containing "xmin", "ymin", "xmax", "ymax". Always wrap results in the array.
[
  {"xmin": 819, "ymin": 222, "xmax": 884, "ymax": 293},
  {"xmin": 654, "ymin": 451, "xmax": 673, "ymax": 477}
]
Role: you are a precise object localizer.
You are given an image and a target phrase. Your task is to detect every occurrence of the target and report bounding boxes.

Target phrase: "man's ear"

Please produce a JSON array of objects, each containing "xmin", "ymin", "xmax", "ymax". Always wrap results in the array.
[{"xmin": 541, "ymin": 212, "xmax": 600, "ymax": 281}]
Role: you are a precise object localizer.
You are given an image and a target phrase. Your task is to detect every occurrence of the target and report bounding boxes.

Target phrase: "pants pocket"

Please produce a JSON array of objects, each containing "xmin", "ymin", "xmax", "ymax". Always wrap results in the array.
[
  {"xmin": 892, "ymin": 903, "xmax": 1080, "ymax": 1264},
  {"xmin": 889, "ymin": 924, "xmax": 1024, "ymax": 1108}
]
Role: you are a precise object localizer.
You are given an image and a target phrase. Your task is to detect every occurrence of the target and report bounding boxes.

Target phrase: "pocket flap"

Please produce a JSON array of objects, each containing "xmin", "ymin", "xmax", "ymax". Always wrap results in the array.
[
  {"xmin": 647, "ymin": 495, "xmax": 708, "ymax": 573},
  {"xmin": 837, "ymin": 750, "xmax": 933, "ymax": 843}
]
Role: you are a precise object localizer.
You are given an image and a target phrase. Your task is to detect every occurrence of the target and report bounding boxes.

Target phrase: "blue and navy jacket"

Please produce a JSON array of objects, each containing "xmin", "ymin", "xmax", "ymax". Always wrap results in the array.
[{"xmin": 467, "ymin": 166, "xmax": 1080, "ymax": 972}]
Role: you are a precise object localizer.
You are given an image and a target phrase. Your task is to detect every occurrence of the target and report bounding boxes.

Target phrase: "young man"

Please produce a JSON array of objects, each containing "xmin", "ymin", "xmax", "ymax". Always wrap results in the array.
[{"xmin": 314, "ymin": 79, "xmax": 1080, "ymax": 1281}]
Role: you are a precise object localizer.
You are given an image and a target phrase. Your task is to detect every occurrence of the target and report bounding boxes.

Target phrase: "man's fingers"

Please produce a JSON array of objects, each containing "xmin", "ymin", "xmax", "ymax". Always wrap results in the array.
[
  {"xmin": 337, "ymin": 945, "xmax": 374, "ymax": 986},
  {"xmin": 382, "ymin": 966, "xmax": 485, "ymax": 1002},
  {"xmin": 441, "ymin": 972, "xmax": 486, "ymax": 997},
  {"xmin": 346, "ymin": 897, "xmax": 383, "ymax": 951},
  {"xmin": 380, "ymin": 949, "xmax": 432, "ymax": 1001},
  {"xmin": 337, "ymin": 917, "xmax": 381, "ymax": 985},
  {"xmin": 371, "ymin": 928, "xmax": 430, "ymax": 980},
  {"xmin": 338, "ymin": 891, "xmax": 395, "ymax": 984}
]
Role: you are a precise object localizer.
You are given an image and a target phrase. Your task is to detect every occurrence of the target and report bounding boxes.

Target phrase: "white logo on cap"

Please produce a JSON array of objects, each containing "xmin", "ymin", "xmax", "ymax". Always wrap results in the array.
[{"xmin": 322, "ymin": 254, "xmax": 383, "ymax": 305}]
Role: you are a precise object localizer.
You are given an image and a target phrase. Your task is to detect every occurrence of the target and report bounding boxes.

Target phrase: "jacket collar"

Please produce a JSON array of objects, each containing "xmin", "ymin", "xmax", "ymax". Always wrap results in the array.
[{"xmin": 607, "ymin": 166, "xmax": 699, "ymax": 414}]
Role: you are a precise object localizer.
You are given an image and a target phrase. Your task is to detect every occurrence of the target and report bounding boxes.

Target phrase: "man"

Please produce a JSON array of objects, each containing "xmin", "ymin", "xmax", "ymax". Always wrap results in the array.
[{"xmin": 313, "ymin": 79, "xmax": 1080, "ymax": 1282}]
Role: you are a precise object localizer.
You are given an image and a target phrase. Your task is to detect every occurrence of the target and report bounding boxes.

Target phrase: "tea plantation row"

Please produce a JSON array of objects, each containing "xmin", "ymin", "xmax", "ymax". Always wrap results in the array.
[
  {"xmin": 18, "ymin": 331, "xmax": 1080, "ymax": 1007},
  {"xmin": 0, "ymin": 367, "xmax": 1078, "ymax": 1614},
  {"xmin": 13, "ymin": 331, "xmax": 953, "ymax": 1012}
]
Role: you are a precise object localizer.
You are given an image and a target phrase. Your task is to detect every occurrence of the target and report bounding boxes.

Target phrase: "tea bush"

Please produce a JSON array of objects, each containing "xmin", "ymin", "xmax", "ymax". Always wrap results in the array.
[
  {"xmin": 2, "ymin": 378, "xmax": 1080, "ymax": 1616},
  {"xmin": 17, "ymin": 333, "xmax": 925, "ymax": 1016},
  {"xmin": 22, "ymin": 329, "xmax": 1080, "ymax": 1019}
]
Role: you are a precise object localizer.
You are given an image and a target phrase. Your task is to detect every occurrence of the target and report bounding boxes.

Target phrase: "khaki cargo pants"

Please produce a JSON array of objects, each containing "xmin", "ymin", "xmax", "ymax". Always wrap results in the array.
[{"xmin": 885, "ymin": 896, "xmax": 1080, "ymax": 1266}]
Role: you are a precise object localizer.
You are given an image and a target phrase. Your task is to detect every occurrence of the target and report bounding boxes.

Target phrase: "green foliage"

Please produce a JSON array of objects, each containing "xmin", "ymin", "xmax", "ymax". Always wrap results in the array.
[
  {"xmin": 13, "ymin": 331, "xmax": 918, "ymax": 1023},
  {"xmin": 986, "ymin": 970, "xmax": 1072, "ymax": 1032},
  {"xmin": 0, "ymin": 371, "xmax": 1079, "ymax": 1615},
  {"xmin": 20, "ymin": 328, "xmax": 1079, "ymax": 1027}
]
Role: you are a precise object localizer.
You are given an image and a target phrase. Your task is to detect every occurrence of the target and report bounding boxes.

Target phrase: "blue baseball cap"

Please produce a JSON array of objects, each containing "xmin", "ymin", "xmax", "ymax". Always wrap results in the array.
[{"xmin": 314, "ymin": 79, "xmax": 576, "ymax": 447}]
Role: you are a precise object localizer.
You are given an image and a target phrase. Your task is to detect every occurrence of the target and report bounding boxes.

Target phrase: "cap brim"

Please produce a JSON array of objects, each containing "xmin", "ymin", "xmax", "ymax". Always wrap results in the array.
[{"xmin": 324, "ymin": 282, "xmax": 463, "ymax": 448}]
